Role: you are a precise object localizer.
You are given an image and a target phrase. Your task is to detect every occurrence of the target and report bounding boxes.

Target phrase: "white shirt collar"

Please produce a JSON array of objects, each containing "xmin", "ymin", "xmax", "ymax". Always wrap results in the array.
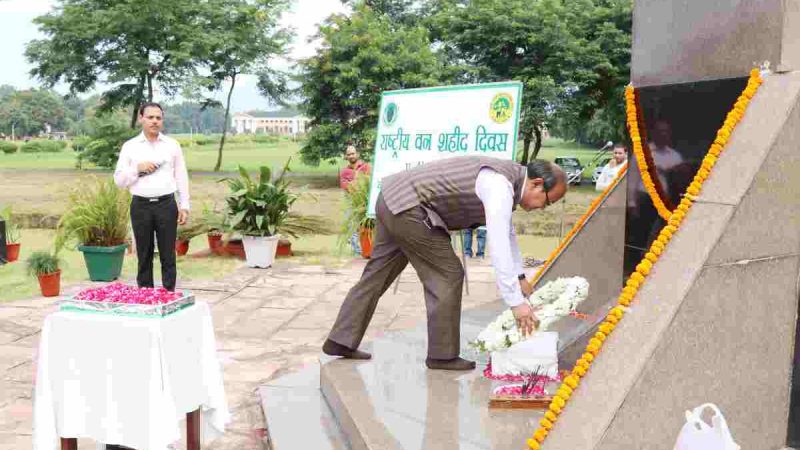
[{"xmin": 137, "ymin": 132, "xmax": 165, "ymax": 143}]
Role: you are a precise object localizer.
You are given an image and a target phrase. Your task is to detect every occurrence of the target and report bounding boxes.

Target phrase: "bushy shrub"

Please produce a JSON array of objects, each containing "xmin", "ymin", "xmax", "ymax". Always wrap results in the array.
[
  {"xmin": 227, "ymin": 134, "xmax": 254, "ymax": 144},
  {"xmin": 253, "ymin": 134, "xmax": 279, "ymax": 144},
  {"xmin": 0, "ymin": 141, "xmax": 17, "ymax": 154},
  {"xmin": 193, "ymin": 135, "xmax": 215, "ymax": 146},
  {"xmin": 20, "ymin": 140, "xmax": 64, "ymax": 153},
  {"xmin": 176, "ymin": 137, "xmax": 194, "ymax": 148},
  {"xmin": 75, "ymin": 122, "xmax": 138, "ymax": 168}
]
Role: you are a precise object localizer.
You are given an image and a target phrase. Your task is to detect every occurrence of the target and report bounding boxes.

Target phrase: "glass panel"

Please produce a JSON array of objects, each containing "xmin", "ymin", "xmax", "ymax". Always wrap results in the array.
[{"xmin": 623, "ymin": 77, "xmax": 748, "ymax": 278}]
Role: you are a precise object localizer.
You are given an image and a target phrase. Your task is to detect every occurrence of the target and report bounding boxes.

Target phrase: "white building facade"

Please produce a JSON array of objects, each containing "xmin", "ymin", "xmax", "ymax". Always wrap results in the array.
[{"xmin": 231, "ymin": 111, "xmax": 311, "ymax": 136}]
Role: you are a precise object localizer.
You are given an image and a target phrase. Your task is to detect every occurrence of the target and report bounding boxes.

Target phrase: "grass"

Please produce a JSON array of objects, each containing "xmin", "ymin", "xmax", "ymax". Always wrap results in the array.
[
  {"xmin": 0, "ymin": 139, "xmax": 342, "ymax": 174},
  {"xmin": 0, "ymin": 229, "xmax": 243, "ymax": 302}
]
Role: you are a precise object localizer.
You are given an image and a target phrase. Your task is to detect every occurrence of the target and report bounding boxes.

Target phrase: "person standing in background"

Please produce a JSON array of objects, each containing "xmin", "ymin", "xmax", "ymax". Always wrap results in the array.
[
  {"xmin": 595, "ymin": 143, "xmax": 628, "ymax": 191},
  {"xmin": 339, "ymin": 144, "xmax": 371, "ymax": 255},
  {"xmin": 114, "ymin": 102, "xmax": 190, "ymax": 293}
]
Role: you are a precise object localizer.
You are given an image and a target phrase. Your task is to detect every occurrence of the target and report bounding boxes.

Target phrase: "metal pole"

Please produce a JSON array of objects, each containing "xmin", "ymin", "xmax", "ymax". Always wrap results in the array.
[{"xmin": 559, "ymin": 196, "xmax": 566, "ymax": 241}]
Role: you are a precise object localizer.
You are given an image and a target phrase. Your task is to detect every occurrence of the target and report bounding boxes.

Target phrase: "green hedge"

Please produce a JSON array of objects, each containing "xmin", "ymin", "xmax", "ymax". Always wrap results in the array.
[
  {"xmin": 20, "ymin": 140, "xmax": 64, "ymax": 153},
  {"xmin": 0, "ymin": 141, "xmax": 18, "ymax": 154}
]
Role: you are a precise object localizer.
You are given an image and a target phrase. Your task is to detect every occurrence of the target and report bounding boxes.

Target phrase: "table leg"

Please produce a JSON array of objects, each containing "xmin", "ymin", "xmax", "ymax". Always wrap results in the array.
[
  {"xmin": 60, "ymin": 437, "xmax": 77, "ymax": 450},
  {"xmin": 187, "ymin": 408, "xmax": 201, "ymax": 450}
]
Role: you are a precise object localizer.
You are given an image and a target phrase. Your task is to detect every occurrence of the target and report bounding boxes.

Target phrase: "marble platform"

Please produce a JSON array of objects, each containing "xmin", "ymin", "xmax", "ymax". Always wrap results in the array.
[{"xmin": 261, "ymin": 303, "xmax": 557, "ymax": 450}]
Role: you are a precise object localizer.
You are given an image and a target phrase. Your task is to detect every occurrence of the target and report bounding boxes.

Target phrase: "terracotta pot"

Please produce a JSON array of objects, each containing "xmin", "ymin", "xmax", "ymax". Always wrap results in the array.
[
  {"xmin": 277, "ymin": 239, "xmax": 292, "ymax": 257},
  {"xmin": 224, "ymin": 239, "xmax": 246, "ymax": 260},
  {"xmin": 207, "ymin": 233, "xmax": 223, "ymax": 255},
  {"xmin": 176, "ymin": 239, "xmax": 190, "ymax": 256},
  {"xmin": 5, "ymin": 243, "xmax": 20, "ymax": 262},
  {"xmin": 37, "ymin": 270, "xmax": 61, "ymax": 297},
  {"xmin": 359, "ymin": 227, "xmax": 374, "ymax": 259}
]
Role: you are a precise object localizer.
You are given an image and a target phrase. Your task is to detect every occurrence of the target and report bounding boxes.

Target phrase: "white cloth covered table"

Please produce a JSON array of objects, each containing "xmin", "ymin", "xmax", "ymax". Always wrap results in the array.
[{"xmin": 33, "ymin": 301, "xmax": 229, "ymax": 450}]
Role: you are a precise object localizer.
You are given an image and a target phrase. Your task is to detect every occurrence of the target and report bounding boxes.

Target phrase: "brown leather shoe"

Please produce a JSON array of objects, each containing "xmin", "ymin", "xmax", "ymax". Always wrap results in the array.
[
  {"xmin": 425, "ymin": 357, "xmax": 476, "ymax": 371},
  {"xmin": 322, "ymin": 339, "xmax": 372, "ymax": 360}
]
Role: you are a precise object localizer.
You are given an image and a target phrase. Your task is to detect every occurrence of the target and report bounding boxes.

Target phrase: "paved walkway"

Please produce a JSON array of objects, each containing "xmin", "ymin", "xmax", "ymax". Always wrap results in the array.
[{"xmin": 0, "ymin": 256, "xmax": 505, "ymax": 449}]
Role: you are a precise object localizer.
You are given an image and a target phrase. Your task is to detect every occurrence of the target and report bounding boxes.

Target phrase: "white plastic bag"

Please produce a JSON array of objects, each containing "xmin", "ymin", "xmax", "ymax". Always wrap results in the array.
[{"xmin": 673, "ymin": 403, "xmax": 740, "ymax": 450}]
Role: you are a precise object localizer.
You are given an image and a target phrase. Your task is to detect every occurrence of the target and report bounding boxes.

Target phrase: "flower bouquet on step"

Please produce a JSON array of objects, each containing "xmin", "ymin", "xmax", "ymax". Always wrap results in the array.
[{"xmin": 471, "ymin": 276, "xmax": 589, "ymax": 378}]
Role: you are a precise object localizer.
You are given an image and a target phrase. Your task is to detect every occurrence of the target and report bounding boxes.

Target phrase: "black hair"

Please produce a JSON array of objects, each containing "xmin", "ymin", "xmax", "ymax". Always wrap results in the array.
[
  {"xmin": 526, "ymin": 159, "xmax": 563, "ymax": 191},
  {"xmin": 138, "ymin": 102, "xmax": 164, "ymax": 116}
]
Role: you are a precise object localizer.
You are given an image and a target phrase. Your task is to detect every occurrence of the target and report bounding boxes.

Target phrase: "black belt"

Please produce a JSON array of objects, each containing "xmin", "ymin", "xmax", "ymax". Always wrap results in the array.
[{"xmin": 133, "ymin": 193, "xmax": 174, "ymax": 203}]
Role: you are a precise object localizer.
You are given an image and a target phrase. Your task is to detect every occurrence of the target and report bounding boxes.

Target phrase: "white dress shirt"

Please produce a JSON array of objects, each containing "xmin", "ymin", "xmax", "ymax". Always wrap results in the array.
[
  {"xmin": 114, "ymin": 132, "xmax": 191, "ymax": 211},
  {"xmin": 595, "ymin": 161, "xmax": 625, "ymax": 191},
  {"xmin": 475, "ymin": 168, "xmax": 526, "ymax": 308}
]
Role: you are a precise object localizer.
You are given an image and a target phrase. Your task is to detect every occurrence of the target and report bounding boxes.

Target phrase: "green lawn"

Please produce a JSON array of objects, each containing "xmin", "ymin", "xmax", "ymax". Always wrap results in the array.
[{"xmin": 0, "ymin": 139, "xmax": 342, "ymax": 174}]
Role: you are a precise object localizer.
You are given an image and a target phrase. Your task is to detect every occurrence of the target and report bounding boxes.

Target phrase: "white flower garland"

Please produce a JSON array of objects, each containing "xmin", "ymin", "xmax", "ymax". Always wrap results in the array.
[{"xmin": 471, "ymin": 276, "xmax": 589, "ymax": 353}]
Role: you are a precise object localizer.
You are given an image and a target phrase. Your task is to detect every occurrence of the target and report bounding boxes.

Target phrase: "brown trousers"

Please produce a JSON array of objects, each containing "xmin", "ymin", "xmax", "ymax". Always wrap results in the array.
[{"xmin": 328, "ymin": 194, "xmax": 465, "ymax": 360}]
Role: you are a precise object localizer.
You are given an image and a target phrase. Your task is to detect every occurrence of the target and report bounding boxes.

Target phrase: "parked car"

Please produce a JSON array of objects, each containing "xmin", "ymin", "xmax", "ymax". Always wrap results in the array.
[
  {"xmin": 592, "ymin": 157, "xmax": 612, "ymax": 183},
  {"xmin": 554, "ymin": 157, "xmax": 584, "ymax": 185}
]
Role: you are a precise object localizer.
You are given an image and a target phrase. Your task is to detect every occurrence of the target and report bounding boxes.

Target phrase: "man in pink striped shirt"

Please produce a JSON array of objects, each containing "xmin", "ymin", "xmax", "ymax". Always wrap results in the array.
[{"xmin": 113, "ymin": 102, "xmax": 190, "ymax": 292}]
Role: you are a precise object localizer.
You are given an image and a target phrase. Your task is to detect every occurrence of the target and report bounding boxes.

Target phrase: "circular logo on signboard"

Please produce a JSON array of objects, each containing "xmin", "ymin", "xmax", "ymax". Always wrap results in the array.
[
  {"xmin": 490, "ymin": 93, "xmax": 514, "ymax": 123},
  {"xmin": 383, "ymin": 102, "xmax": 399, "ymax": 126}
]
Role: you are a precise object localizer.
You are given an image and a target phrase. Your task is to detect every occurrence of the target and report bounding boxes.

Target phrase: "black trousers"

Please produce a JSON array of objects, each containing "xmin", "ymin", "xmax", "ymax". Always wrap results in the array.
[{"xmin": 130, "ymin": 194, "xmax": 178, "ymax": 291}]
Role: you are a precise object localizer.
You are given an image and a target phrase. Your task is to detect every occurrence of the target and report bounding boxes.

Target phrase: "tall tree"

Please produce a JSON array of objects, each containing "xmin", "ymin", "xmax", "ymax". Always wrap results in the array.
[
  {"xmin": 195, "ymin": 0, "xmax": 291, "ymax": 171},
  {"xmin": 0, "ymin": 88, "xmax": 66, "ymax": 137},
  {"xmin": 26, "ymin": 0, "xmax": 212, "ymax": 128},
  {"xmin": 430, "ymin": 0, "xmax": 631, "ymax": 161},
  {"xmin": 298, "ymin": 3, "xmax": 442, "ymax": 166}
]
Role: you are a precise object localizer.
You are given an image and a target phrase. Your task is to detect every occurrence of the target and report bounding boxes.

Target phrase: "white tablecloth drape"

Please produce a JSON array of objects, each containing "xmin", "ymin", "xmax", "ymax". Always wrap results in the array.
[{"xmin": 33, "ymin": 301, "xmax": 230, "ymax": 450}]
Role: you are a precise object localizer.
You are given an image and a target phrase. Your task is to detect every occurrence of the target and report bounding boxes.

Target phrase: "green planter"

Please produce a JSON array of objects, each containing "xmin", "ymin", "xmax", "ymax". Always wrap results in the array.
[{"xmin": 77, "ymin": 244, "xmax": 127, "ymax": 281}]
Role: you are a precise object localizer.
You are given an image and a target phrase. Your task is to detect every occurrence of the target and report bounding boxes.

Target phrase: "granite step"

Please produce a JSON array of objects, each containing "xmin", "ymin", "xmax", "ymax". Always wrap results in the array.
[{"xmin": 258, "ymin": 362, "xmax": 350, "ymax": 450}]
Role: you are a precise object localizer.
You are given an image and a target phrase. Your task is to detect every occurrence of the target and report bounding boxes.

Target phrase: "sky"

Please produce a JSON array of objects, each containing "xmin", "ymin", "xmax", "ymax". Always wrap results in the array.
[{"xmin": 0, "ymin": 0, "xmax": 349, "ymax": 112}]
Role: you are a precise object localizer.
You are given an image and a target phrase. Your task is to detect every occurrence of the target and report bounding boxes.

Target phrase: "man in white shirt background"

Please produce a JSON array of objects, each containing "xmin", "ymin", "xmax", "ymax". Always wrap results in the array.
[
  {"xmin": 323, "ymin": 156, "xmax": 567, "ymax": 371},
  {"xmin": 595, "ymin": 143, "xmax": 627, "ymax": 191},
  {"xmin": 113, "ymin": 102, "xmax": 190, "ymax": 292}
]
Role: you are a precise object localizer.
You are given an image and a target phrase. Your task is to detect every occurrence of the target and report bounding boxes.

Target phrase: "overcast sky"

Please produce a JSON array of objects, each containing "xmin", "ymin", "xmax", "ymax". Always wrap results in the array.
[{"xmin": 0, "ymin": 0, "xmax": 349, "ymax": 112}]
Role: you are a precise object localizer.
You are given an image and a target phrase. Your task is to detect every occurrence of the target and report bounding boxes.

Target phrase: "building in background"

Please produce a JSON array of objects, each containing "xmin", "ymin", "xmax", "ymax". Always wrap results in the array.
[{"xmin": 231, "ymin": 108, "xmax": 311, "ymax": 136}]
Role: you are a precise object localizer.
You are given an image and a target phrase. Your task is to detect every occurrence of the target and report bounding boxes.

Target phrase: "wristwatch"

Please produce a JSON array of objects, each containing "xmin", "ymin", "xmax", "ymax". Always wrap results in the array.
[{"xmin": 518, "ymin": 274, "xmax": 527, "ymax": 281}]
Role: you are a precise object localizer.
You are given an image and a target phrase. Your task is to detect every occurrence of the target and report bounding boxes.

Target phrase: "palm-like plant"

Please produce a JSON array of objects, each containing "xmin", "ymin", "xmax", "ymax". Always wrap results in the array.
[
  {"xmin": 341, "ymin": 173, "xmax": 375, "ymax": 238},
  {"xmin": 55, "ymin": 177, "xmax": 130, "ymax": 251},
  {"xmin": 26, "ymin": 251, "xmax": 60, "ymax": 276},
  {"xmin": 220, "ymin": 159, "xmax": 297, "ymax": 237},
  {"xmin": 0, "ymin": 205, "xmax": 21, "ymax": 244}
]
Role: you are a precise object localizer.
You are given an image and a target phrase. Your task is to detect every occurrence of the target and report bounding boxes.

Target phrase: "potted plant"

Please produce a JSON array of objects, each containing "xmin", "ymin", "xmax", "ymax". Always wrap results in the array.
[
  {"xmin": 55, "ymin": 178, "xmax": 130, "ymax": 281},
  {"xmin": 1, "ymin": 206, "xmax": 21, "ymax": 262},
  {"xmin": 341, "ymin": 173, "xmax": 375, "ymax": 258},
  {"xmin": 220, "ymin": 161, "xmax": 297, "ymax": 268},
  {"xmin": 199, "ymin": 204, "xmax": 227, "ymax": 255},
  {"xmin": 26, "ymin": 251, "xmax": 61, "ymax": 297},
  {"xmin": 176, "ymin": 222, "xmax": 205, "ymax": 256}
]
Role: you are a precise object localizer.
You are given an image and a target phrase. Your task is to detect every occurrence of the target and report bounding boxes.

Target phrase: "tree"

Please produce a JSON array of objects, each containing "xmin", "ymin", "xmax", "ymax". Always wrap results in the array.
[
  {"xmin": 163, "ymin": 102, "xmax": 225, "ymax": 135},
  {"xmin": 0, "ymin": 88, "xmax": 66, "ymax": 137},
  {"xmin": 429, "ymin": 0, "xmax": 631, "ymax": 161},
  {"xmin": 298, "ymin": 3, "xmax": 443, "ymax": 166},
  {"xmin": 26, "ymin": 0, "xmax": 213, "ymax": 129},
  {"xmin": 195, "ymin": 0, "xmax": 291, "ymax": 171}
]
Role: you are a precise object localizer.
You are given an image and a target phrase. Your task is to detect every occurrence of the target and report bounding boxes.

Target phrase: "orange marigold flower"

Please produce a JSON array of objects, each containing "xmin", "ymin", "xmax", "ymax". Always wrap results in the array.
[
  {"xmin": 549, "ymin": 402, "xmax": 562, "ymax": 414},
  {"xmin": 574, "ymin": 365, "xmax": 588, "ymax": 376},
  {"xmin": 540, "ymin": 418, "xmax": 554, "ymax": 430},
  {"xmin": 631, "ymin": 272, "xmax": 646, "ymax": 283},
  {"xmin": 534, "ymin": 429, "xmax": 548, "ymax": 443},
  {"xmin": 564, "ymin": 375, "xmax": 579, "ymax": 389},
  {"xmin": 610, "ymin": 306, "xmax": 626, "ymax": 317},
  {"xmin": 527, "ymin": 438, "xmax": 541, "ymax": 449},
  {"xmin": 605, "ymin": 314, "xmax": 619, "ymax": 325},
  {"xmin": 618, "ymin": 296, "xmax": 632, "ymax": 307},
  {"xmin": 545, "ymin": 411, "xmax": 558, "ymax": 422},
  {"xmin": 645, "ymin": 252, "xmax": 658, "ymax": 263},
  {"xmin": 595, "ymin": 331, "xmax": 607, "ymax": 342},
  {"xmin": 589, "ymin": 337, "xmax": 603, "ymax": 347},
  {"xmin": 626, "ymin": 278, "xmax": 640, "ymax": 289},
  {"xmin": 598, "ymin": 323, "xmax": 614, "ymax": 336},
  {"xmin": 687, "ymin": 185, "xmax": 700, "ymax": 196}
]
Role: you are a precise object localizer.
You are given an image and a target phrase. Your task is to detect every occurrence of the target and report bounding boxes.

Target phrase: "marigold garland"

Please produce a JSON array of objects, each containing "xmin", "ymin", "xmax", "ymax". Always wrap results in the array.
[
  {"xmin": 625, "ymin": 87, "xmax": 674, "ymax": 221},
  {"xmin": 528, "ymin": 162, "xmax": 629, "ymax": 287},
  {"xmin": 525, "ymin": 68, "xmax": 763, "ymax": 450}
]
